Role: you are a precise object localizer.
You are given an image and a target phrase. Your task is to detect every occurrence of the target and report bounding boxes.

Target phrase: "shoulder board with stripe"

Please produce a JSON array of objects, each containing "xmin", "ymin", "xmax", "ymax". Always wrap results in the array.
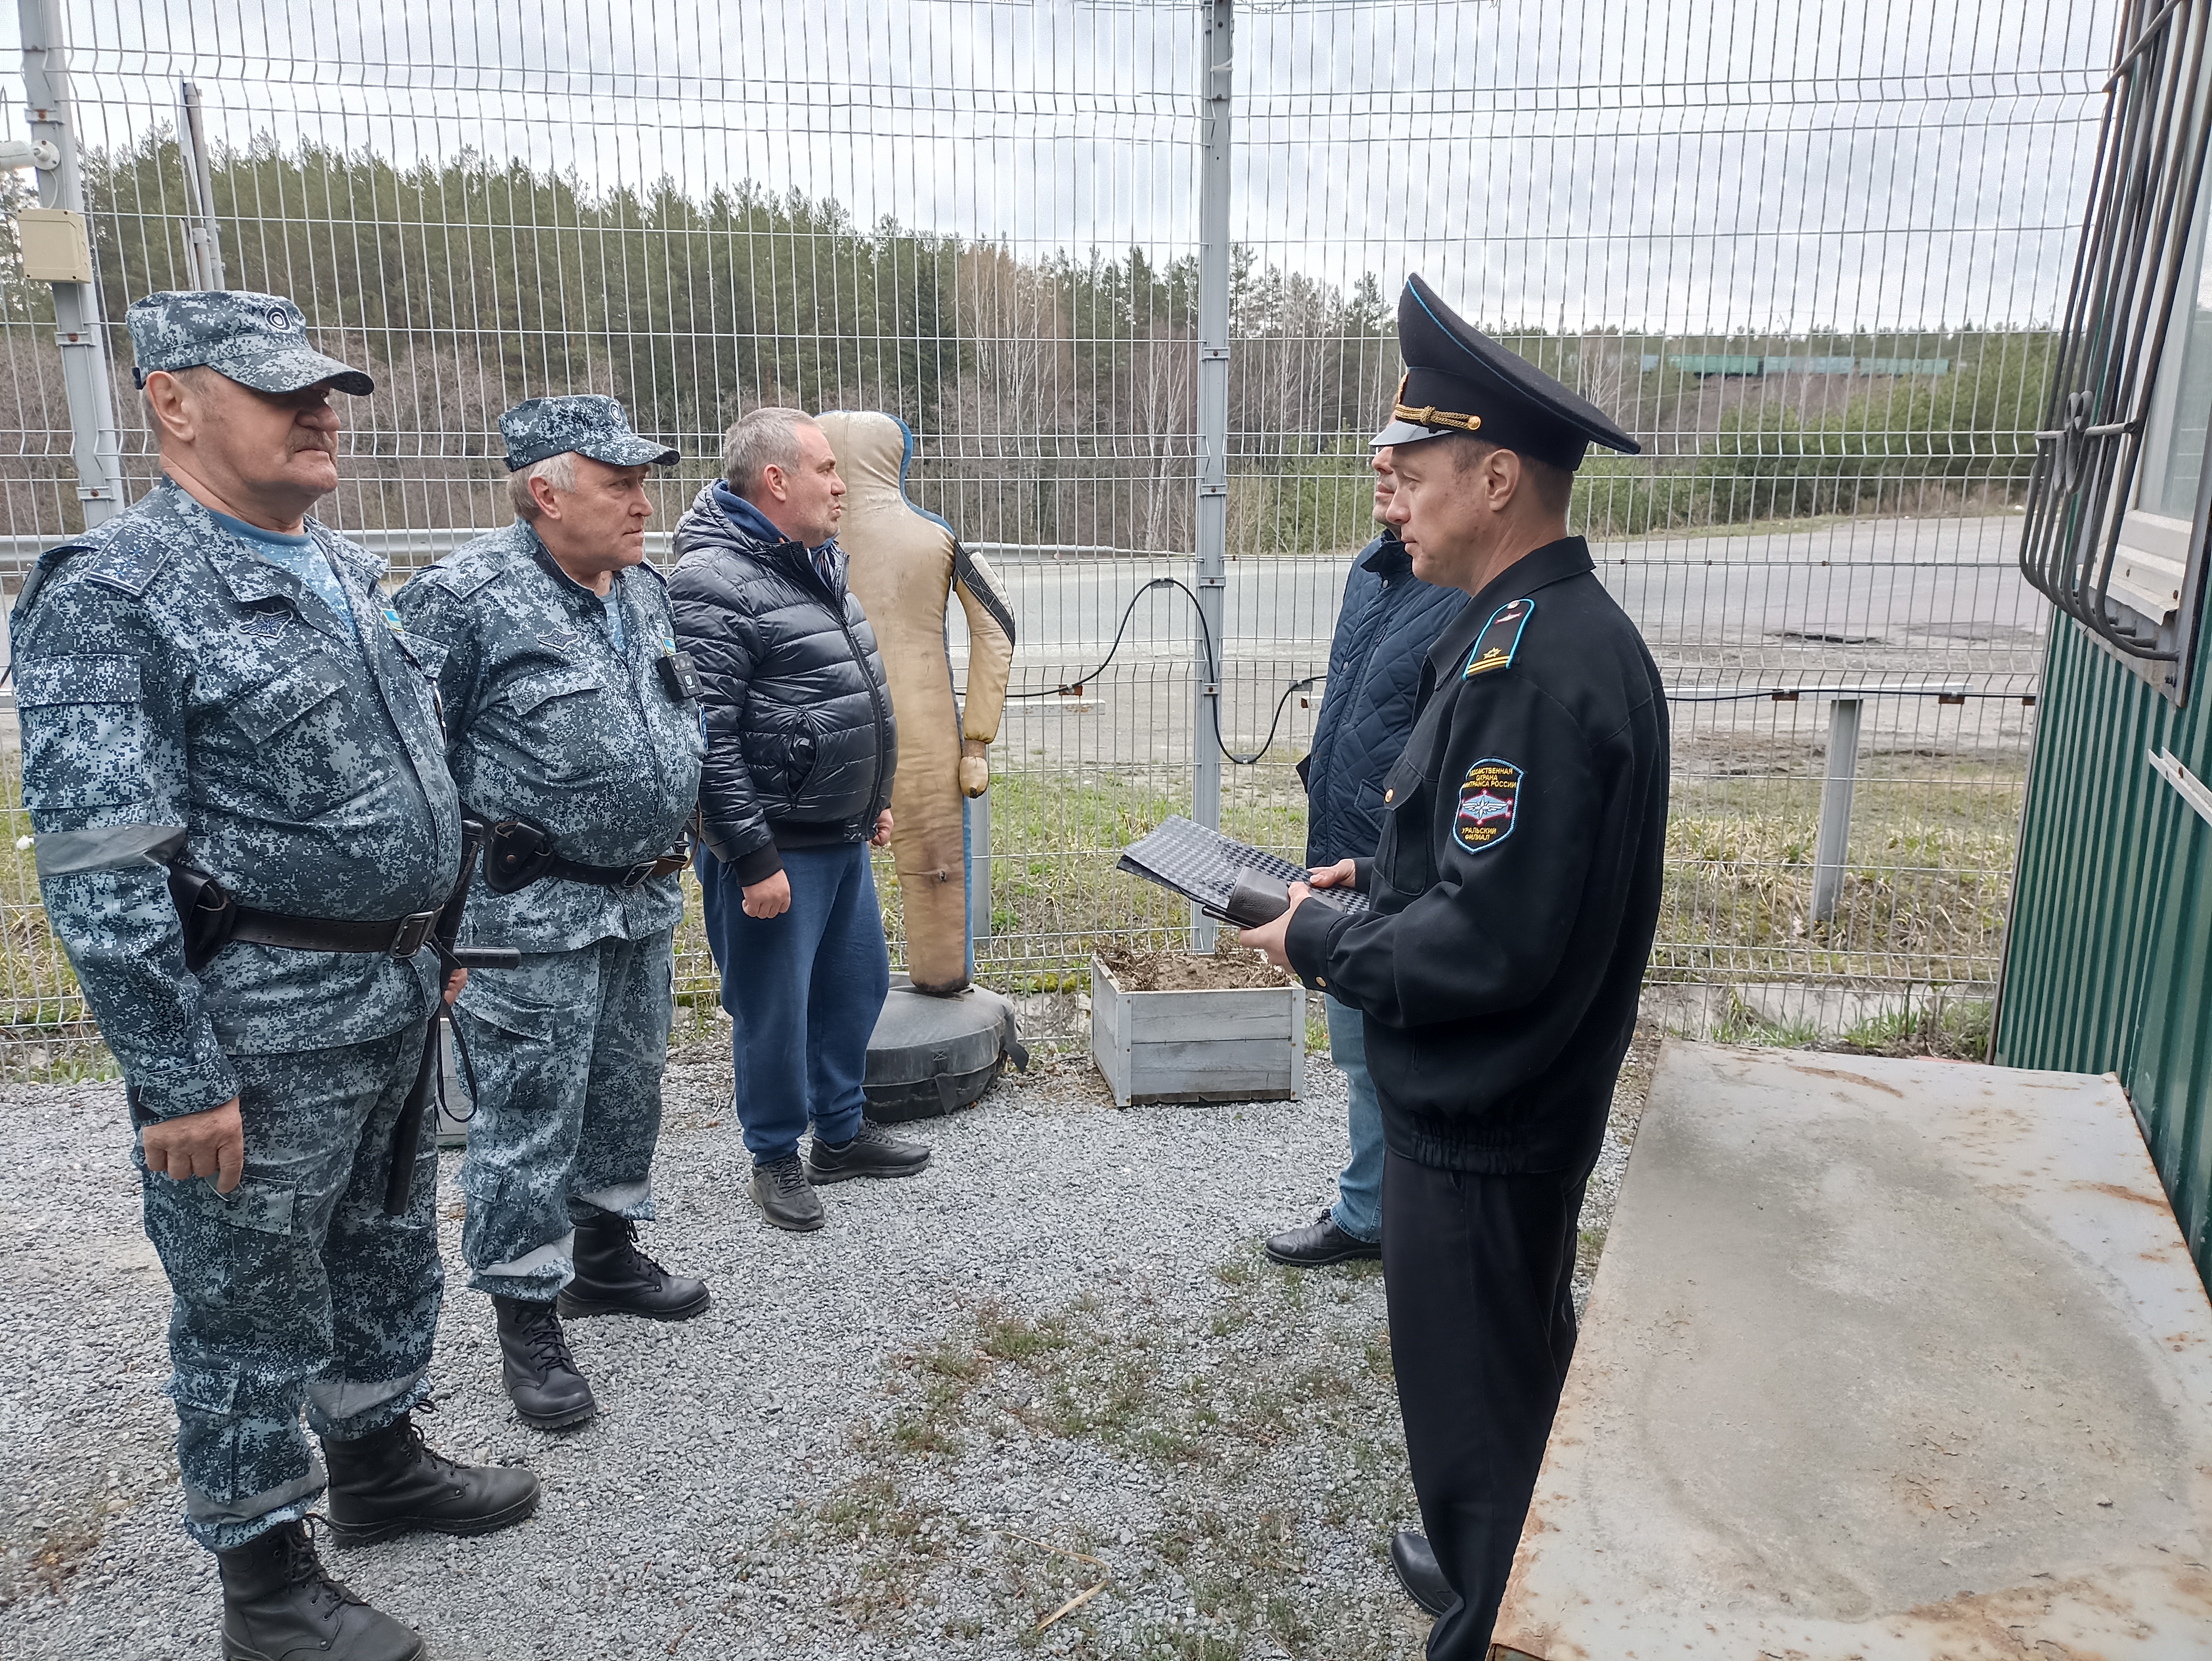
[{"xmin": 1463, "ymin": 596, "xmax": 1535, "ymax": 678}]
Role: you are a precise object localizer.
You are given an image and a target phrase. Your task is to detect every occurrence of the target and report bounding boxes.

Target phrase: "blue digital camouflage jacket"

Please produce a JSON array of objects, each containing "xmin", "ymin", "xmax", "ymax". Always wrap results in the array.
[
  {"xmin": 394, "ymin": 520, "xmax": 704, "ymax": 954},
  {"xmin": 11, "ymin": 480, "xmax": 461, "ymax": 1120}
]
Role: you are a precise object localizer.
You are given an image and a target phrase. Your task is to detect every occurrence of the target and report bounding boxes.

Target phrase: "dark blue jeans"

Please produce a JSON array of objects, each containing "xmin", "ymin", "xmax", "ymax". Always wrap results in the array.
[{"xmin": 698, "ymin": 841, "xmax": 890, "ymax": 1165}]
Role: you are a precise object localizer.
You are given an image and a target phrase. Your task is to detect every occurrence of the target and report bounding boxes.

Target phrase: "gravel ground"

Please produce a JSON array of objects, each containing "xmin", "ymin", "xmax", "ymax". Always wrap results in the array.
[{"xmin": 0, "ymin": 1023, "xmax": 1657, "ymax": 1661}]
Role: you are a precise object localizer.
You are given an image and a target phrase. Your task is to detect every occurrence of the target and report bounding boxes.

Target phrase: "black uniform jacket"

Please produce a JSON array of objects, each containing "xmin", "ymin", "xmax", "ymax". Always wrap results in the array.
[{"xmin": 1284, "ymin": 536, "xmax": 1669, "ymax": 1175}]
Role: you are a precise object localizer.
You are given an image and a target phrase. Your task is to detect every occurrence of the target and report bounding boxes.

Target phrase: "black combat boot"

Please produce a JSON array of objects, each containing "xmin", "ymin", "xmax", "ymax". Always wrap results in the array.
[
  {"xmin": 491, "ymin": 1294, "xmax": 597, "ymax": 1429},
  {"xmin": 218, "ymin": 1518, "xmax": 421, "ymax": 1661},
  {"xmin": 323, "ymin": 1410, "xmax": 540, "ymax": 1546},
  {"xmin": 558, "ymin": 1210, "xmax": 711, "ymax": 1322}
]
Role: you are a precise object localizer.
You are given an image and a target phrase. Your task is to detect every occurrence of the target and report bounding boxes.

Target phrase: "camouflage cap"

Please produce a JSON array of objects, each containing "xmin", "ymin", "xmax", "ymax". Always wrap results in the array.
[
  {"xmin": 500, "ymin": 395, "xmax": 680, "ymax": 472},
  {"xmin": 125, "ymin": 289, "xmax": 374, "ymax": 396}
]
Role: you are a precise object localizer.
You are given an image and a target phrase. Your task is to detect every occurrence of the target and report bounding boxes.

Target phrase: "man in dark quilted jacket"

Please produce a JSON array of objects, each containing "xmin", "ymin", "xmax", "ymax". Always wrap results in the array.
[
  {"xmin": 1265, "ymin": 449, "xmax": 1464, "ymax": 1268},
  {"xmin": 670, "ymin": 409, "xmax": 932, "ymax": 1233}
]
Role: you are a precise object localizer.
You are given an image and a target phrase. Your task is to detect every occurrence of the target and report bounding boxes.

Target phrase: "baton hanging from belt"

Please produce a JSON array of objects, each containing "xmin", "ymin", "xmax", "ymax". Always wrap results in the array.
[{"xmin": 384, "ymin": 819, "xmax": 520, "ymax": 1216}]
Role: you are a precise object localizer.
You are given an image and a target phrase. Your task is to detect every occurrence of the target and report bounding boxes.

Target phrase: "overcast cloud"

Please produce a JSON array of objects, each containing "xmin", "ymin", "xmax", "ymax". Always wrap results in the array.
[{"xmin": 5, "ymin": 0, "xmax": 2112, "ymax": 332}]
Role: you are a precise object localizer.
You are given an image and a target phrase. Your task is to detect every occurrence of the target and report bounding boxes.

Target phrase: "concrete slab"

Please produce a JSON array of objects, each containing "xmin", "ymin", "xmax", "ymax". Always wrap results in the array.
[{"xmin": 1493, "ymin": 1042, "xmax": 2212, "ymax": 1661}]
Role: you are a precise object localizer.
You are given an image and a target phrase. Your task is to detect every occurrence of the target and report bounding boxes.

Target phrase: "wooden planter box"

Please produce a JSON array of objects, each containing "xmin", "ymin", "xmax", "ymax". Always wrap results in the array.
[{"xmin": 1090, "ymin": 953, "xmax": 1305, "ymax": 1107}]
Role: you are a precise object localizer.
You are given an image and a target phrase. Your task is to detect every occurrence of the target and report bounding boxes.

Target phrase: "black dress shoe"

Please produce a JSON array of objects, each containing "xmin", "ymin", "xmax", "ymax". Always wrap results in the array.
[
  {"xmin": 807, "ymin": 1119, "xmax": 931, "ymax": 1184},
  {"xmin": 1390, "ymin": 1527, "xmax": 1455, "ymax": 1617},
  {"xmin": 558, "ymin": 1211, "xmax": 711, "ymax": 1321},
  {"xmin": 1265, "ymin": 1211, "xmax": 1382, "ymax": 1267},
  {"xmin": 323, "ymin": 1411, "xmax": 540, "ymax": 1545},
  {"xmin": 491, "ymin": 1296, "xmax": 598, "ymax": 1430},
  {"xmin": 219, "ymin": 1520, "xmax": 422, "ymax": 1661},
  {"xmin": 750, "ymin": 1154, "xmax": 827, "ymax": 1230}
]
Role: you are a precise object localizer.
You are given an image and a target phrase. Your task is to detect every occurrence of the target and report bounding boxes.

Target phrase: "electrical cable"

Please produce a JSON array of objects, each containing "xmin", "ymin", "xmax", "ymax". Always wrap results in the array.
[{"xmin": 995, "ymin": 576, "xmax": 1318, "ymax": 765}]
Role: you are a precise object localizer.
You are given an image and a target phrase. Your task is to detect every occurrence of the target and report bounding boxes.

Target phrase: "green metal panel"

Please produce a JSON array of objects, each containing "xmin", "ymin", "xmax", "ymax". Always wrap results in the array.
[
  {"xmin": 1998, "ymin": 606, "xmax": 2212, "ymax": 1286},
  {"xmin": 1667, "ymin": 354, "xmax": 1766, "ymax": 376},
  {"xmin": 1856, "ymin": 356, "xmax": 1952, "ymax": 376}
]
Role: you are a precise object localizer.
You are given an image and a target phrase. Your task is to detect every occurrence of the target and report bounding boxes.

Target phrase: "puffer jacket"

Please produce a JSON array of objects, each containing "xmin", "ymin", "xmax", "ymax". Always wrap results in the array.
[
  {"xmin": 1299, "ymin": 532, "xmax": 1465, "ymax": 868},
  {"xmin": 669, "ymin": 483, "xmax": 898, "ymax": 884}
]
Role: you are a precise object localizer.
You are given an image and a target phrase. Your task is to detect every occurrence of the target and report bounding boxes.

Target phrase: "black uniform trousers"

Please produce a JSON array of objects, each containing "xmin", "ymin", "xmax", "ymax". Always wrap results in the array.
[{"xmin": 1382, "ymin": 1147, "xmax": 1586, "ymax": 1659}]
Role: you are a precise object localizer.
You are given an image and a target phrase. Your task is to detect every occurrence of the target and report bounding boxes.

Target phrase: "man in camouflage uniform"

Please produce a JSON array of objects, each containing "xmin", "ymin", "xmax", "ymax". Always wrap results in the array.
[
  {"xmin": 12, "ymin": 290, "xmax": 537, "ymax": 1661},
  {"xmin": 396, "ymin": 396, "xmax": 708, "ymax": 1432}
]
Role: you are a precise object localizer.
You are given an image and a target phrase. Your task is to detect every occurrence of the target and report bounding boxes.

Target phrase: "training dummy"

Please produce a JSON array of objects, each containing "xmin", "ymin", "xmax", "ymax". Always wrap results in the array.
[{"xmin": 816, "ymin": 411, "xmax": 1016, "ymax": 995}]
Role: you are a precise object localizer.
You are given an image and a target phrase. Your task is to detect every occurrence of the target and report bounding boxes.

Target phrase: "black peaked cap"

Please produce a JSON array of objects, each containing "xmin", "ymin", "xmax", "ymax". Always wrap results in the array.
[{"xmin": 1373, "ymin": 273, "xmax": 1640, "ymax": 470}]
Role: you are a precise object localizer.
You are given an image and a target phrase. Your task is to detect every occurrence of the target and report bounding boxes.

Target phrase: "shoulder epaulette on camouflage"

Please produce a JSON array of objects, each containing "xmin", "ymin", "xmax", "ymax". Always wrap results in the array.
[
  {"xmin": 84, "ymin": 525, "xmax": 175, "ymax": 599},
  {"xmin": 1463, "ymin": 596, "xmax": 1534, "ymax": 678},
  {"xmin": 441, "ymin": 558, "xmax": 505, "ymax": 600}
]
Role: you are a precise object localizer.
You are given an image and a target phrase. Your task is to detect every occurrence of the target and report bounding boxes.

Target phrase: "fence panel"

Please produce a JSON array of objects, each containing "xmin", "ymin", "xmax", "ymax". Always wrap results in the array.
[{"xmin": 0, "ymin": 0, "xmax": 2111, "ymax": 1068}]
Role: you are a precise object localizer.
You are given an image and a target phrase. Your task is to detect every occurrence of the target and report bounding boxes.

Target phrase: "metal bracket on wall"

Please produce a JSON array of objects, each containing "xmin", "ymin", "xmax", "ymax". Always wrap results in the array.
[{"xmin": 2149, "ymin": 748, "xmax": 2212, "ymax": 829}]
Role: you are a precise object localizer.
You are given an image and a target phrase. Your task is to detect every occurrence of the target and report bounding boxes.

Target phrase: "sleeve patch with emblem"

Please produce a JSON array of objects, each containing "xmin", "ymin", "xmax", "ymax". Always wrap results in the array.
[
  {"xmin": 1463, "ymin": 596, "xmax": 1534, "ymax": 677},
  {"xmin": 1453, "ymin": 758, "xmax": 1523, "ymax": 852}
]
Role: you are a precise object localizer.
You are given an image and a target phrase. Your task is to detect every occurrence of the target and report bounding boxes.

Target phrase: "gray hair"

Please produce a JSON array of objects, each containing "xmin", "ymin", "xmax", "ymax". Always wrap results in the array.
[
  {"xmin": 721, "ymin": 407, "xmax": 814, "ymax": 500},
  {"xmin": 508, "ymin": 451, "xmax": 576, "ymax": 521}
]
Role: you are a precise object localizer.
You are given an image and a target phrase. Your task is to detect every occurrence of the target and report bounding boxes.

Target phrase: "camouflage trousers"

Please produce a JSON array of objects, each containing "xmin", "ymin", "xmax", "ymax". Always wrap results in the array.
[
  {"xmin": 452, "ymin": 928, "xmax": 675, "ymax": 1301},
  {"xmin": 135, "ymin": 1021, "xmax": 442, "ymax": 1552}
]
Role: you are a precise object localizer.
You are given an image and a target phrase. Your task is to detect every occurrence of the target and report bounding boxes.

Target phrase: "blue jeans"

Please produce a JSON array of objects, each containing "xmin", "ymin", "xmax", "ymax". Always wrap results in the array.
[
  {"xmin": 1327, "ymin": 995, "xmax": 1384, "ymax": 1243},
  {"xmin": 698, "ymin": 842, "xmax": 890, "ymax": 1165}
]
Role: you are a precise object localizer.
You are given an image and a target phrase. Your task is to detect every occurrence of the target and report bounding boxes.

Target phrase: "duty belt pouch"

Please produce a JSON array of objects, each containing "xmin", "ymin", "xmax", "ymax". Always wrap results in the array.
[
  {"xmin": 165, "ymin": 862, "xmax": 239, "ymax": 973},
  {"xmin": 481, "ymin": 818, "xmax": 558, "ymax": 895}
]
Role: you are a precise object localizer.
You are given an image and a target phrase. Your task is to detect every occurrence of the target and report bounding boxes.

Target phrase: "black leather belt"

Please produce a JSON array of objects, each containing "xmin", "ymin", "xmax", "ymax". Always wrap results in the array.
[
  {"xmin": 478, "ymin": 814, "xmax": 687, "ymax": 896},
  {"xmin": 228, "ymin": 905, "xmax": 442, "ymax": 959},
  {"xmin": 167, "ymin": 864, "xmax": 442, "ymax": 973},
  {"xmin": 538, "ymin": 849, "xmax": 691, "ymax": 892}
]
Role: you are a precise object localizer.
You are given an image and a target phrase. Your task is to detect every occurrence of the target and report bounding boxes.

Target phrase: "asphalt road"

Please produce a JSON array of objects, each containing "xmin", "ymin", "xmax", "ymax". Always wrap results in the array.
[{"xmin": 960, "ymin": 514, "xmax": 2040, "ymax": 768}]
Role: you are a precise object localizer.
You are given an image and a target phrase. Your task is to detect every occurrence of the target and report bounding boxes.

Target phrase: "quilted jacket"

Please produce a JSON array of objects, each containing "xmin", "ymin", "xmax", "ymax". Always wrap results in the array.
[
  {"xmin": 669, "ymin": 484, "xmax": 898, "ymax": 885},
  {"xmin": 1301, "ymin": 533, "xmax": 1465, "ymax": 868}
]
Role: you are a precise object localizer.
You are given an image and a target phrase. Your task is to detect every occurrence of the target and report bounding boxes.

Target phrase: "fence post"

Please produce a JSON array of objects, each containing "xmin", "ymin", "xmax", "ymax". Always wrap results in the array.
[
  {"xmin": 968, "ymin": 789, "xmax": 992, "ymax": 949},
  {"xmin": 1812, "ymin": 696, "xmax": 1864, "ymax": 923},
  {"xmin": 1192, "ymin": 0, "xmax": 1233, "ymax": 952},
  {"xmin": 177, "ymin": 81, "xmax": 227, "ymax": 291},
  {"xmin": 18, "ymin": 0, "xmax": 127, "ymax": 532}
]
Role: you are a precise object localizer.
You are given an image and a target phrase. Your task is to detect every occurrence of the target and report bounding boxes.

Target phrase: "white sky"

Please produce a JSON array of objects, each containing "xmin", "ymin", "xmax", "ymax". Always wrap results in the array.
[{"xmin": 4, "ymin": 0, "xmax": 2112, "ymax": 332}]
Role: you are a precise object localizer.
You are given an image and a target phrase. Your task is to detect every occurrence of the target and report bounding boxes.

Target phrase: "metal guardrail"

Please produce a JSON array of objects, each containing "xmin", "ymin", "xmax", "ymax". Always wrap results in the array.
[{"xmin": 0, "ymin": 532, "xmax": 1187, "ymax": 580}]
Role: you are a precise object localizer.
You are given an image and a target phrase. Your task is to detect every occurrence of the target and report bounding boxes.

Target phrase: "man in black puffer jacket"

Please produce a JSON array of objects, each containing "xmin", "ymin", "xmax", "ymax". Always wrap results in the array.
[{"xmin": 670, "ymin": 407, "xmax": 932, "ymax": 1233}]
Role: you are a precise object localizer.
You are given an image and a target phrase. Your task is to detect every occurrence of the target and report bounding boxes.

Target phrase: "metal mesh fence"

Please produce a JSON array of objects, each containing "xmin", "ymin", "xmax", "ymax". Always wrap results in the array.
[{"xmin": 0, "ymin": 0, "xmax": 2111, "ymax": 1068}]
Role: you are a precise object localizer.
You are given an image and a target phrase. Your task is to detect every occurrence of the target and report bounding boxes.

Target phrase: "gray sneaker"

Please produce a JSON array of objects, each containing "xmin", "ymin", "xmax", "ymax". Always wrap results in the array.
[
  {"xmin": 749, "ymin": 1154, "xmax": 825, "ymax": 1231},
  {"xmin": 807, "ymin": 1118, "xmax": 932, "ymax": 1184}
]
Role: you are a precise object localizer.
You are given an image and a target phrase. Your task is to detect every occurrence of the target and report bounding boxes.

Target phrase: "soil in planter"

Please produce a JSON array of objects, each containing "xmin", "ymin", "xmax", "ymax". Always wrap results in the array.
[{"xmin": 1098, "ymin": 939, "xmax": 1294, "ymax": 992}]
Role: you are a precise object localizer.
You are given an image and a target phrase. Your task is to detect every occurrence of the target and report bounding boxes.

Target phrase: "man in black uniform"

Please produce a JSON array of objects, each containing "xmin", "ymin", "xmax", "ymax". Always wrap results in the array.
[{"xmin": 1242, "ymin": 274, "xmax": 1669, "ymax": 1659}]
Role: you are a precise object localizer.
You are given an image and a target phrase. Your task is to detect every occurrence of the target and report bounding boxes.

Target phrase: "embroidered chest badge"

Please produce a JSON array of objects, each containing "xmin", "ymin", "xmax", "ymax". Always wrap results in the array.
[
  {"xmin": 1453, "ymin": 759, "xmax": 1523, "ymax": 853},
  {"xmin": 1463, "ymin": 597, "xmax": 1534, "ymax": 678},
  {"xmin": 240, "ymin": 605, "xmax": 289, "ymax": 641},
  {"xmin": 537, "ymin": 628, "xmax": 585, "ymax": 656}
]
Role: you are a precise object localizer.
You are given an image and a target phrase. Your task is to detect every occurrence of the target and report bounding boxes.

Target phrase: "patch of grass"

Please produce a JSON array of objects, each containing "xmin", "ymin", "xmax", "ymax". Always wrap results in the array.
[
  {"xmin": 1655, "ymin": 755, "xmax": 2024, "ymax": 990},
  {"xmin": 785, "ymin": 1266, "xmax": 1420, "ymax": 1660},
  {"xmin": 1710, "ymin": 991, "xmax": 1824, "ymax": 1048},
  {"xmin": 1829, "ymin": 993, "xmax": 1993, "ymax": 1062},
  {"xmin": 980, "ymin": 1308, "xmax": 1071, "ymax": 1365}
]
